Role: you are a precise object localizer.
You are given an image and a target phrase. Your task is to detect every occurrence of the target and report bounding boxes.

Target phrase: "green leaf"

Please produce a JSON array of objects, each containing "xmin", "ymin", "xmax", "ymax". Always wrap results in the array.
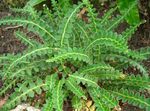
[
  {"xmin": 60, "ymin": 3, "xmax": 83, "ymax": 47},
  {"xmin": 85, "ymin": 31, "xmax": 128, "ymax": 52},
  {"xmin": 4, "ymin": 46, "xmax": 51, "ymax": 76},
  {"xmin": 46, "ymin": 74, "xmax": 58, "ymax": 91},
  {"xmin": 78, "ymin": 63, "xmax": 114, "ymax": 74},
  {"xmin": 88, "ymin": 87, "xmax": 109, "ymax": 111},
  {"xmin": 109, "ymin": 89, "xmax": 150, "ymax": 111},
  {"xmin": 43, "ymin": 96, "xmax": 53, "ymax": 111},
  {"xmin": 0, "ymin": 79, "xmax": 17, "ymax": 96},
  {"xmin": 88, "ymin": 87, "xmax": 118, "ymax": 110},
  {"xmin": 117, "ymin": 0, "xmax": 140, "ymax": 25},
  {"xmin": 0, "ymin": 16, "xmax": 55, "ymax": 41},
  {"xmin": 110, "ymin": 75, "xmax": 150, "ymax": 90},
  {"xmin": 66, "ymin": 77, "xmax": 87, "ymax": 99},
  {"xmin": 69, "ymin": 73, "xmax": 99, "ymax": 87},
  {"xmin": 102, "ymin": 54, "xmax": 149, "ymax": 77},
  {"xmin": 15, "ymin": 31, "xmax": 38, "ymax": 46},
  {"xmin": 52, "ymin": 80, "xmax": 65, "ymax": 111},
  {"xmin": 25, "ymin": 0, "xmax": 46, "ymax": 8},
  {"xmin": 2, "ymin": 80, "xmax": 46, "ymax": 110},
  {"xmin": 46, "ymin": 48, "xmax": 91, "ymax": 63},
  {"xmin": 71, "ymin": 96, "xmax": 85, "ymax": 110},
  {"xmin": 137, "ymin": 47, "xmax": 150, "ymax": 60}
]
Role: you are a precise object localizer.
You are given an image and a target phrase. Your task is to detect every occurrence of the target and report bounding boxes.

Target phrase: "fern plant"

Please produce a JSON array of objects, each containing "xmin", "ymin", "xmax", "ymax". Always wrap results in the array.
[{"xmin": 0, "ymin": 0, "xmax": 150, "ymax": 111}]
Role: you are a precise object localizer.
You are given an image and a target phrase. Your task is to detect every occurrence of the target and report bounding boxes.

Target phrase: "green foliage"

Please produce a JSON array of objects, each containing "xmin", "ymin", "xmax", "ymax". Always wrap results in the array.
[
  {"xmin": 15, "ymin": 31, "xmax": 38, "ymax": 47},
  {"xmin": 71, "ymin": 96, "xmax": 85, "ymax": 110},
  {"xmin": 0, "ymin": 0, "xmax": 150, "ymax": 111},
  {"xmin": 110, "ymin": 89, "xmax": 150, "ymax": 110},
  {"xmin": 52, "ymin": 80, "xmax": 65, "ymax": 111},
  {"xmin": 25, "ymin": 0, "xmax": 46, "ymax": 8},
  {"xmin": 117, "ymin": 0, "xmax": 140, "ymax": 25},
  {"xmin": 66, "ymin": 77, "xmax": 86, "ymax": 99},
  {"xmin": 1, "ymin": 78, "xmax": 46, "ymax": 110},
  {"xmin": 88, "ymin": 87, "xmax": 118, "ymax": 111},
  {"xmin": 46, "ymin": 48, "xmax": 91, "ymax": 63}
]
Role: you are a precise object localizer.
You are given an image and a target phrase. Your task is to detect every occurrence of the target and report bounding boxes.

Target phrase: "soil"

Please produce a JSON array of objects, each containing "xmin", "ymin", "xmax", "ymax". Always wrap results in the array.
[
  {"xmin": 0, "ymin": 0, "xmax": 150, "ymax": 111},
  {"xmin": 0, "ymin": 10, "xmax": 26, "ymax": 54}
]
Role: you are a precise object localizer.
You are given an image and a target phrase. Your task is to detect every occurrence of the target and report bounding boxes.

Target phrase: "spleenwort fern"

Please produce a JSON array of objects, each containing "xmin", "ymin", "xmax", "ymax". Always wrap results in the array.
[
  {"xmin": 66, "ymin": 77, "xmax": 86, "ymax": 99},
  {"xmin": 53, "ymin": 80, "xmax": 65, "ymax": 111},
  {"xmin": 110, "ymin": 89, "xmax": 150, "ymax": 110},
  {"xmin": 0, "ymin": 0, "xmax": 150, "ymax": 111},
  {"xmin": 15, "ymin": 30, "xmax": 38, "ymax": 47}
]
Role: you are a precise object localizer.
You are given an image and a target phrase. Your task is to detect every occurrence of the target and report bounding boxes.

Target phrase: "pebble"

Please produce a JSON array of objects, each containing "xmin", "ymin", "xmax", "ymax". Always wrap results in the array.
[{"xmin": 11, "ymin": 104, "xmax": 41, "ymax": 111}]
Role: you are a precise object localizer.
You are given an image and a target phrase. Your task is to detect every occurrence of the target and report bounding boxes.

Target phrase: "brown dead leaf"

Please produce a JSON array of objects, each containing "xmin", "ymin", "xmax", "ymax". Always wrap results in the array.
[
  {"xmin": 77, "ymin": 7, "xmax": 88, "ymax": 22},
  {"xmin": 90, "ymin": 105, "xmax": 96, "ymax": 111},
  {"xmin": 77, "ymin": 7, "xmax": 88, "ymax": 19},
  {"xmin": 86, "ymin": 100, "xmax": 92, "ymax": 108},
  {"xmin": 112, "ymin": 105, "xmax": 122, "ymax": 111}
]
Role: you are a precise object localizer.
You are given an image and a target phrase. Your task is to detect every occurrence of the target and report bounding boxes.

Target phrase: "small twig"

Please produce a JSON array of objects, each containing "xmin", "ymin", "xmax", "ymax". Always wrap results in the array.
[{"xmin": 3, "ymin": 25, "xmax": 23, "ymax": 31}]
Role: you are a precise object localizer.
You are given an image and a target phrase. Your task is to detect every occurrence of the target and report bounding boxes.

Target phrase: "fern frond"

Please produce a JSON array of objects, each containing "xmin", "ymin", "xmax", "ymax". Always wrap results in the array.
[
  {"xmin": 43, "ymin": 96, "xmax": 53, "ymax": 111},
  {"xmin": 25, "ymin": 0, "xmax": 46, "ymax": 8},
  {"xmin": 58, "ymin": 0, "xmax": 72, "ymax": 14},
  {"xmin": 88, "ymin": 87, "xmax": 118, "ymax": 110},
  {"xmin": 15, "ymin": 31, "xmax": 38, "ymax": 47},
  {"xmin": 78, "ymin": 63, "xmax": 115, "ymax": 74},
  {"xmin": 4, "ymin": 46, "xmax": 52, "ymax": 77},
  {"xmin": 58, "ymin": 3, "xmax": 83, "ymax": 47},
  {"xmin": 8, "ymin": 59, "xmax": 44, "ymax": 78},
  {"xmin": 0, "ymin": 54, "xmax": 15, "ymax": 65},
  {"xmin": 66, "ymin": 77, "xmax": 87, "ymax": 99},
  {"xmin": 51, "ymin": 0, "xmax": 58, "ymax": 10},
  {"xmin": 100, "ymin": 7, "xmax": 117, "ymax": 25},
  {"xmin": 102, "ymin": 15, "xmax": 122, "ymax": 31},
  {"xmin": 69, "ymin": 73, "xmax": 98, "ymax": 87},
  {"xmin": 137, "ymin": 47, "xmax": 150, "ymax": 60},
  {"xmin": 2, "ymin": 78, "xmax": 46, "ymax": 110},
  {"xmin": 0, "ymin": 16, "xmax": 55, "ymax": 42},
  {"xmin": 50, "ymin": 0, "xmax": 62, "ymax": 20},
  {"xmin": 46, "ymin": 74, "xmax": 58, "ymax": 91},
  {"xmin": 125, "ymin": 49, "xmax": 146, "ymax": 61},
  {"xmin": 78, "ymin": 63, "xmax": 116, "ymax": 74},
  {"xmin": 78, "ymin": 64, "xmax": 125, "ymax": 80},
  {"xmin": 76, "ymin": 23, "xmax": 89, "ymax": 40},
  {"xmin": 93, "ymin": 73, "xmax": 126, "ymax": 80},
  {"xmin": 0, "ymin": 78, "xmax": 17, "ymax": 96},
  {"xmin": 109, "ymin": 89, "xmax": 150, "ymax": 111},
  {"xmin": 83, "ymin": 0, "xmax": 98, "ymax": 32},
  {"xmin": 71, "ymin": 96, "xmax": 85, "ymax": 110},
  {"xmin": 85, "ymin": 31, "xmax": 128, "ymax": 52},
  {"xmin": 43, "ymin": 74, "xmax": 59, "ymax": 111},
  {"xmin": 10, "ymin": 6, "xmax": 38, "ymax": 18},
  {"xmin": 98, "ymin": 88, "xmax": 118, "ymax": 108},
  {"xmin": 122, "ymin": 21, "xmax": 144, "ymax": 41},
  {"xmin": 88, "ymin": 87, "xmax": 110, "ymax": 111},
  {"xmin": 102, "ymin": 54, "xmax": 149, "ymax": 77},
  {"xmin": 52, "ymin": 80, "xmax": 65, "ymax": 111},
  {"xmin": 2, "ymin": 58, "xmax": 50, "ymax": 81},
  {"xmin": 107, "ymin": 0, "xmax": 138, "ymax": 31},
  {"xmin": 100, "ymin": 47, "xmax": 146, "ymax": 62},
  {"xmin": 15, "ymin": 31, "xmax": 33, "ymax": 46},
  {"xmin": 46, "ymin": 48, "xmax": 91, "ymax": 63},
  {"xmin": 109, "ymin": 75, "xmax": 150, "ymax": 90}
]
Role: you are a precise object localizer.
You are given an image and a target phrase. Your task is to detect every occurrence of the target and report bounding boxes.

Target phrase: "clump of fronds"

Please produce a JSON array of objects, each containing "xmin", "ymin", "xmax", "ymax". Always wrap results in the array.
[{"xmin": 0, "ymin": 0, "xmax": 150, "ymax": 111}]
